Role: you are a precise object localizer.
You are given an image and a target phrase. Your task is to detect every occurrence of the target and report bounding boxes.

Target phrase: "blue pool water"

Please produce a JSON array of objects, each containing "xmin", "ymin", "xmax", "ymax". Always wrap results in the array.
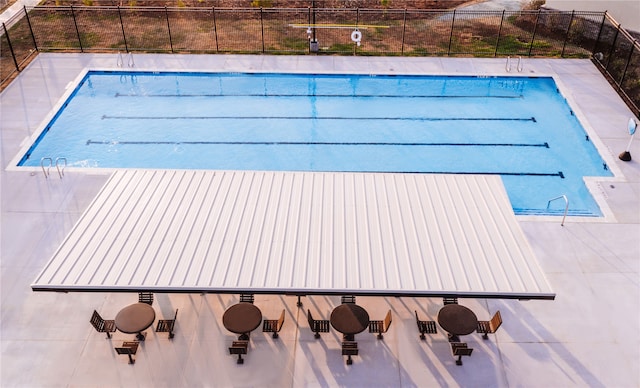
[{"xmin": 18, "ymin": 71, "xmax": 613, "ymax": 216}]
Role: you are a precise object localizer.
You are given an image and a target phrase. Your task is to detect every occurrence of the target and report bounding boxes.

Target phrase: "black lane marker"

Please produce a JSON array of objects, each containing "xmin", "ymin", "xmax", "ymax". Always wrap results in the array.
[
  {"xmin": 114, "ymin": 93, "xmax": 523, "ymax": 98},
  {"xmin": 101, "ymin": 115, "xmax": 536, "ymax": 122},
  {"xmin": 86, "ymin": 140, "xmax": 549, "ymax": 148},
  {"xmin": 339, "ymin": 171, "xmax": 565, "ymax": 178}
]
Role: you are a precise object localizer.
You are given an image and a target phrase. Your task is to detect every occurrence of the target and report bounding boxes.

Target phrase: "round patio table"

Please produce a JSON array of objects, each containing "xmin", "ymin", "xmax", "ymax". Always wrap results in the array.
[
  {"xmin": 222, "ymin": 302, "xmax": 262, "ymax": 340},
  {"xmin": 115, "ymin": 302, "xmax": 156, "ymax": 341},
  {"xmin": 437, "ymin": 304, "xmax": 478, "ymax": 342},
  {"xmin": 330, "ymin": 303, "xmax": 370, "ymax": 341}
]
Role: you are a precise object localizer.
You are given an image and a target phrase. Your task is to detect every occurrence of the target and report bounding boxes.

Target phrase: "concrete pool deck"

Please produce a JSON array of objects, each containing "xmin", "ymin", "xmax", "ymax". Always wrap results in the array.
[{"xmin": 1, "ymin": 53, "xmax": 639, "ymax": 387}]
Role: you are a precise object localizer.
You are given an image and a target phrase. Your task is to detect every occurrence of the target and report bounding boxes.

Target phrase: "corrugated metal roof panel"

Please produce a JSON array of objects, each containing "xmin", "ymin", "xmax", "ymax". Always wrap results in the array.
[{"xmin": 32, "ymin": 170, "xmax": 554, "ymax": 299}]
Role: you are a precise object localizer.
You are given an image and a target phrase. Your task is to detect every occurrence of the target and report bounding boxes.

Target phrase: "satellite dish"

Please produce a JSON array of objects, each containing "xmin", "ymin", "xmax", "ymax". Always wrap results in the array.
[{"xmin": 629, "ymin": 118, "xmax": 637, "ymax": 135}]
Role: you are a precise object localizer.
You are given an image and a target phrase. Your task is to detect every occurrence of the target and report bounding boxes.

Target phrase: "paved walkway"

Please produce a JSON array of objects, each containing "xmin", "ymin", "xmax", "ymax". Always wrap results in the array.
[
  {"xmin": 0, "ymin": 0, "xmax": 37, "ymax": 26},
  {"xmin": 1, "ymin": 54, "xmax": 638, "ymax": 387}
]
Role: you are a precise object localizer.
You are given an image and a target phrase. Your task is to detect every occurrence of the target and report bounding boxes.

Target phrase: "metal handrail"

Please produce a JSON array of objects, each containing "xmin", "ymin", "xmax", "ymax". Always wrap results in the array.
[
  {"xmin": 116, "ymin": 52, "xmax": 123, "ymax": 67},
  {"xmin": 547, "ymin": 195, "xmax": 569, "ymax": 226},
  {"xmin": 40, "ymin": 157, "xmax": 52, "ymax": 178},
  {"xmin": 55, "ymin": 157, "xmax": 66, "ymax": 178}
]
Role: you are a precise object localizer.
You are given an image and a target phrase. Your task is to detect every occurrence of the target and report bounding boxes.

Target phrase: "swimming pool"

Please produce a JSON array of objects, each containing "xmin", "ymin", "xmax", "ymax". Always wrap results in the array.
[{"xmin": 16, "ymin": 71, "xmax": 613, "ymax": 216}]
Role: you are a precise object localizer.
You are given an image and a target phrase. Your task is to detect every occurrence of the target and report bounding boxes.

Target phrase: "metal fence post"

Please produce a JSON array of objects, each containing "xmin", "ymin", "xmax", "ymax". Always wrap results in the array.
[
  {"xmin": 212, "ymin": 7, "xmax": 218, "ymax": 52},
  {"xmin": 494, "ymin": 10, "xmax": 505, "ymax": 57},
  {"xmin": 354, "ymin": 8, "xmax": 359, "ymax": 56},
  {"xmin": 165, "ymin": 7, "xmax": 174, "ymax": 53},
  {"xmin": 528, "ymin": 9, "xmax": 540, "ymax": 57},
  {"xmin": 312, "ymin": 0, "xmax": 316, "ymax": 42},
  {"xmin": 561, "ymin": 10, "xmax": 574, "ymax": 57},
  {"xmin": 260, "ymin": 7, "xmax": 265, "ymax": 53},
  {"xmin": 70, "ymin": 6, "xmax": 83, "ymax": 52},
  {"xmin": 401, "ymin": 8, "xmax": 406, "ymax": 55},
  {"xmin": 307, "ymin": 7, "xmax": 311, "ymax": 53},
  {"xmin": 117, "ymin": 6, "xmax": 129, "ymax": 52},
  {"xmin": 605, "ymin": 24, "xmax": 620, "ymax": 70},
  {"xmin": 447, "ymin": 9, "xmax": 456, "ymax": 56},
  {"xmin": 593, "ymin": 11, "xmax": 607, "ymax": 56},
  {"xmin": 2, "ymin": 22, "xmax": 20, "ymax": 72},
  {"xmin": 619, "ymin": 41, "xmax": 636, "ymax": 86},
  {"xmin": 24, "ymin": 6, "xmax": 38, "ymax": 51}
]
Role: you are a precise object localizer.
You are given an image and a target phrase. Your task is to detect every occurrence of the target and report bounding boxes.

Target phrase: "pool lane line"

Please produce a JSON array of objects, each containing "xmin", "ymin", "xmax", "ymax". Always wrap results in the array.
[
  {"xmin": 114, "ymin": 93, "xmax": 524, "ymax": 98},
  {"xmin": 86, "ymin": 140, "xmax": 549, "ymax": 148},
  {"xmin": 340, "ymin": 171, "xmax": 565, "ymax": 178},
  {"xmin": 101, "ymin": 115, "xmax": 537, "ymax": 122}
]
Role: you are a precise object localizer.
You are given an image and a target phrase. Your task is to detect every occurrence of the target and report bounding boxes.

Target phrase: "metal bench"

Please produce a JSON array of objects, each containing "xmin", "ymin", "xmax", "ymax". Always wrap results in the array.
[
  {"xmin": 368, "ymin": 309, "xmax": 392, "ymax": 340},
  {"xmin": 262, "ymin": 309, "xmax": 285, "ymax": 338},
  {"xmin": 228, "ymin": 340, "xmax": 249, "ymax": 364},
  {"xmin": 477, "ymin": 310, "xmax": 502, "ymax": 339},
  {"xmin": 156, "ymin": 309, "xmax": 178, "ymax": 339},
  {"xmin": 307, "ymin": 309, "xmax": 330, "ymax": 339},
  {"xmin": 115, "ymin": 341, "xmax": 139, "ymax": 364},
  {"xmin": 415, "ymin": 310, "xmax": 437, "ymax": 340},
  {"xmin": 443, "ymin": 297, "xmax": 458, "ymax": 305},
  {"xmin": 451, "ymin": 342, "xmax": 473, "ymax": 365},
  {"xmin": 90, "ymin": 310, "xmax": 116, "ymax": 339},
  {"xmin": 341, "ymin": 341, "xmax": 359, "ymax": 365}
]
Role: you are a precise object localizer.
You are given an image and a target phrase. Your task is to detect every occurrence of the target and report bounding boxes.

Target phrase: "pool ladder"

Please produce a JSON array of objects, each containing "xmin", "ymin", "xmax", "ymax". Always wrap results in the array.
[
  {"xmin": 547, "ymin": 195, "xmax": 569, "ymax": 226},
  {"xmin": 41, "ymin": 157, "xmax": 66, "ymax": 179},
  {"xmin": 505, "ymin": 56, "xmax": 523, "ymax": 73},
  {"xmin": 117, "ymin": 52, "xmax": 135, "ymax": 68}
]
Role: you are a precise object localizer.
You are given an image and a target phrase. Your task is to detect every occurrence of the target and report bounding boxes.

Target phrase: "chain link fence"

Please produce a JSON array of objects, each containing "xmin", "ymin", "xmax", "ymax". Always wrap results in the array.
[{"xmin": 1, "ymin": 6, "xmax": 638, "ymax": 115}]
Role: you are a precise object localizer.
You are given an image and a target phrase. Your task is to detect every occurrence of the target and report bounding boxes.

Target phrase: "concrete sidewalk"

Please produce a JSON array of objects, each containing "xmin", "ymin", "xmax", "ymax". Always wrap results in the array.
[
  {"xmin": 0, "ymin": 0, "xmax": 38, "ymax": 26},
  {"xmin": 1, "ymin": 54, "xmax": 638, "ymax": 387}
]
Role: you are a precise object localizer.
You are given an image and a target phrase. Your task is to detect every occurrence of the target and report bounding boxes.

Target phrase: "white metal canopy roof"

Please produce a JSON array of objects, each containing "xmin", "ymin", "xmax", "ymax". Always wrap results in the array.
[{"xmin": 32, "ymin": 170, "xmax": 554, "ymax": 299}]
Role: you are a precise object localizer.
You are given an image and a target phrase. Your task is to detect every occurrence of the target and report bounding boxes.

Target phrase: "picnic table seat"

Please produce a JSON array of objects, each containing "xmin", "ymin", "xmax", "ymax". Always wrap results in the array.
[
  {"xmin": 156, "ymin": 309, "xmax": 178, "ymax": 339},
  {"xmin": 341, "ymin": 295, "xmax": 356, "ymax": 304},
  {"xmin": 307, "ymin": 309, "xmax": 330, "ymax": 339},
  {"xmin": 262, "ymin": 309, "xmax": 285, "ymax": 338},
  {"xmin": 477, "ymin": 310, "xmax": 502, "ymax": 339},
  {"xmin": 229, "ymin": 340, "xmax": 249, "ymax": 364},
  {"xmin": 341, "ymin": 341, "xmax": 359, "ymax": 365},
  {"xmin": 138, "ymin": 292, "xmax": 153, "ymax": 305},
  {"xmin": 443, "ymin": 297, "xmax": 458, "ymax": 305},
  {"xmin": 115, "ymin": 341, "xmax": 139, "ymax": 364},
  {"xmin": 451, "ymin": 342, "xmax": 473, "ymax": 365},
  {"xmin": 90, "ymin": 310, "xmax": 116, "ymax": 339},
  {"xmin": 415, "ymin": 310, "xmax": 437, "ymax": 340},
  {"xmin": 368, "ymin": 309, "xmax": 392, "ymax": 339}
]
